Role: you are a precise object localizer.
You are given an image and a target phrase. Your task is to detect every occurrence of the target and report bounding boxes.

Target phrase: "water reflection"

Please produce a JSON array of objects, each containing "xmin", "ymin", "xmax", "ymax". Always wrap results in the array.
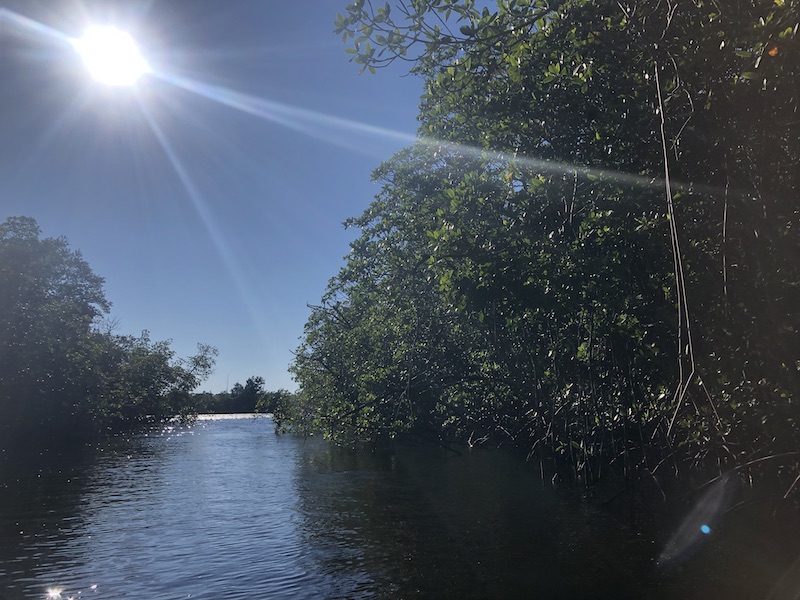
[
  {"xmin": 0, "ymin": 416, "xmax": 327, "ymax": 598},
  {"xmin": 0, "ymin": 439, "xmax": 98, "ymax": 596},
  {"xmin": 1, "ymin": 418, "xmax": 798, "ymax": 599},
  {"xmin": 292, "ymin": 441, "xmax": 617, "ymax": 598},
  {"xmin": 292, "ymin": 441, "xmax": 800, "ymax": 599}
]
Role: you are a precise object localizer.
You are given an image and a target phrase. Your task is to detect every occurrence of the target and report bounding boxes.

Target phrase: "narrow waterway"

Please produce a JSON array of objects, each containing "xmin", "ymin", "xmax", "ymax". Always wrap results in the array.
[{"xmin": 0, "ymin": 415, "xmax": 797, "ymax": 599}]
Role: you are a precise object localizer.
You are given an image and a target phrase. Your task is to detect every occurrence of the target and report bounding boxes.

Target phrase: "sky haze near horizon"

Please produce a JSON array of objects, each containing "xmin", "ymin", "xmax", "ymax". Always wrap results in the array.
[{"xmin": 0, "ymin": 0, "xmax": 424, "ymax": 392}]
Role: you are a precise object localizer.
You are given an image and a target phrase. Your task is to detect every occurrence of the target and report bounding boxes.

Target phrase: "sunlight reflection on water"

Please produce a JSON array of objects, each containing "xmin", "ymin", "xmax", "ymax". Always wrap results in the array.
[
  {"xmin": 1, "ymin": 416, "xmax": 328, "ymax": 598},
  {"xmin": 195, "ymin": 413, "xmax": 271, "ymax": 421}
]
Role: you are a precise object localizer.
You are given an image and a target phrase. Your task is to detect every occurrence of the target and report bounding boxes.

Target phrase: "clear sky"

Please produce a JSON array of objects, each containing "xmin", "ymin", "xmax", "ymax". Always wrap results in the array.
[{"xmin": 0, "ymin": 0, "xmax": 424, "ymax": 392}]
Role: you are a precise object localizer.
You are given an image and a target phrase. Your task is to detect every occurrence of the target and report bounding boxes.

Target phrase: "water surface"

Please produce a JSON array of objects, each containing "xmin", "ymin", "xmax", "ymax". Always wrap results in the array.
[{"xmin": 0, "ymin": 416, "xmax": 797, "ymax": 598}]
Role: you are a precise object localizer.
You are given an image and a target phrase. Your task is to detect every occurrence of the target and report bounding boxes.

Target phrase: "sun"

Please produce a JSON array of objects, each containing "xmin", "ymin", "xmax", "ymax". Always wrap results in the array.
[{"xmin": 72, "ymin": 25, "xmax": 150, "ymax": 86}]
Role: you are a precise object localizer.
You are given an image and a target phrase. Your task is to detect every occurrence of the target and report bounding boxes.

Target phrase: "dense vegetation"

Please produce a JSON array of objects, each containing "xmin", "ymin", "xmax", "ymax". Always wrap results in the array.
[
  {"xmin": 0, "ymin": 216, "xmax": 217, "ymax": 442},
  {"xmin": 193, "ymin": 376, "xmax": 294, "ymax": 414},
  {"xmin": 281, "ymin": 0, "xmax": 799, "ymax": 486}
]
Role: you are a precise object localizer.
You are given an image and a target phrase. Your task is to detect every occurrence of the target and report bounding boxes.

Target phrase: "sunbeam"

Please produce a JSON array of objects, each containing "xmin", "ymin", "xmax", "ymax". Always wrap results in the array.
[
  {"xmin": 152, "ymin": 70, "xmax": 724, "ymax": 199},
  {"xmin": 153, "ymin": 71, "xmax": 417, "ymax": 157},
  {"xmin": 0, "ymin": 8, "xmax": 74, "ymax": 46},
  {"xmin": 136, "ymin": 98, "xmax": 268, "ymax": 332},
  {"xmin": 11, "ymin": 93, "xmax": 96, "ymax": 183},
  {"xmin": 1, "ymin": 6, "xmax": 719, "ymax": 201}
]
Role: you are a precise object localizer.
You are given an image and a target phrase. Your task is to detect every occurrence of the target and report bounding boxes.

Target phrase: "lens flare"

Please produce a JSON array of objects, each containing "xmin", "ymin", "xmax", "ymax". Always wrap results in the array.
[{"xmin": 657, "ymin": 473, "xmax": 736, "ymax": 568}]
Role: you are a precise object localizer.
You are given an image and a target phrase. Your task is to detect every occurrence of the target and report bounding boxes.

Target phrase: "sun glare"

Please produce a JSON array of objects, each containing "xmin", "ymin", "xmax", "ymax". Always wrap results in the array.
[{"xmin": 73, "ymin": 25, "xmax": 150, "ymax": 86}]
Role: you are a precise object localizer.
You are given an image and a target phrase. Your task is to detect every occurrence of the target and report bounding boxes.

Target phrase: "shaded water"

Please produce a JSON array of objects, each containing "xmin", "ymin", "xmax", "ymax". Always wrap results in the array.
[{"xmin": 0, "ymin": 415, "xmax": 798, "ymax": 599}]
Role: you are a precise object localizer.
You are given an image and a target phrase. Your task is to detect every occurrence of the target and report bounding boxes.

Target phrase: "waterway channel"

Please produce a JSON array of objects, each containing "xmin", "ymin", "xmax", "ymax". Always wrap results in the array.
[{"xmin": 0, "ymin": 415, "xmax": 797, "ymax": 598}]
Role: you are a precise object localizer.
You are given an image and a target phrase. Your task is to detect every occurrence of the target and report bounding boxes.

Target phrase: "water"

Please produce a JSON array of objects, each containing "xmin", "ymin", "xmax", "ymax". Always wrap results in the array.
[{"xmin": 1, "ymin": 416, "xmax": 798, "ymax": 599}]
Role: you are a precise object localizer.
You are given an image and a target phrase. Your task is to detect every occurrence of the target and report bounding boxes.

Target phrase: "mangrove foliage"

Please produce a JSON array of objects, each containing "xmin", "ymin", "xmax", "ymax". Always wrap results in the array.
[
  {"xmin": 0, "ymin": 216, "xmax": 217, "ymax": 441},
  {"xmin": 282, "ymin": 0, "xmax": 799, "ymax": 486}
]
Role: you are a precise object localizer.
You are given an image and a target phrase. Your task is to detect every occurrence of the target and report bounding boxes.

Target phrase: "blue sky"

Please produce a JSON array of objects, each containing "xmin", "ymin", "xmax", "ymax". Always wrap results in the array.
[{"xmin": 0, "ymin": 0, "xmax": 423, "ymax": 392}]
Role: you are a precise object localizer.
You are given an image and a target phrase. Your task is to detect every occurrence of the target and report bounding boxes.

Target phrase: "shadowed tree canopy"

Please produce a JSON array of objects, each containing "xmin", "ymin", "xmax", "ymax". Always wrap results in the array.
[
  {"xmin": 0, "ymin": 216, "xmax": 217, "ymax": 441},
  {"xmin": 283, "ymin": 0, "xmax": 799, "ymax": 488}
]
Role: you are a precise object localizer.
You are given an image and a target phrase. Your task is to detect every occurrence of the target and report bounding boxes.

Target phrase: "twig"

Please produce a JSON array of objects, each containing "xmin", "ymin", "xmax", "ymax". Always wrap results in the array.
[
  {"xmin": 784, "ymin": 471, "xmax": 800, "ymax": 499},
  {"xmin": 692, "ymin": 452, "xmax": 800, "ymax": 494},
  {"xmin": 654, "ymin": 62, "xmax": 696, "ymax": 439}
]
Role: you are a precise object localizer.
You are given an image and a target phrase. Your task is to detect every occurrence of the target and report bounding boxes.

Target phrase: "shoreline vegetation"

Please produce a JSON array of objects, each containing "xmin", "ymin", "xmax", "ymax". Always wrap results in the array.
[
  {"xmin": 0, "ymin": 216, "xmax": 219, "ymax": 444},
  {"xmin": 0, "ymin": 217, "xmax": 292, "ymax": 446},
  {"xmin": 275, "ymin": 0, "xmax": 799, "ymax": 503},
  {"xmin": 192, "ymin": 376, "xmax": 295, "ymax": 416}
]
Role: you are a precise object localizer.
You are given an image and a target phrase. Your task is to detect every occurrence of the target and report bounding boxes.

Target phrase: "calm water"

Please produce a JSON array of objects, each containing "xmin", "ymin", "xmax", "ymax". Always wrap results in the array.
[{"xmin": 1, "ymin": 415, "xmax": 798, "ymax": 599}]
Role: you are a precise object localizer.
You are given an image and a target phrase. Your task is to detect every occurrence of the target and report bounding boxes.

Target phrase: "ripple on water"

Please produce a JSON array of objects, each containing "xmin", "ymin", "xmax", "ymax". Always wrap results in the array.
[
  {"xmin": 0, "ymin": 418, "xmax": 334, "ymax": 598},
  {"xmin": 3, "ymin": 418, "xmax": 798, "ymax": 599}
]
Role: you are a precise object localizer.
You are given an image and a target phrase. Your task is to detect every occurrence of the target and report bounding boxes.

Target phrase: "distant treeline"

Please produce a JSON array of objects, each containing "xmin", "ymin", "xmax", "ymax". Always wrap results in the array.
[
  {"xmin": 279, "ymin": 0, "xmax": 799, "ymax": 490},
  {"xmin": 192, "ymin": 376, "xmax": 294, "ymax": 415},
  {"xmin": 0, "ymin": 216, "xmax": 217, "ymax": 442}
]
